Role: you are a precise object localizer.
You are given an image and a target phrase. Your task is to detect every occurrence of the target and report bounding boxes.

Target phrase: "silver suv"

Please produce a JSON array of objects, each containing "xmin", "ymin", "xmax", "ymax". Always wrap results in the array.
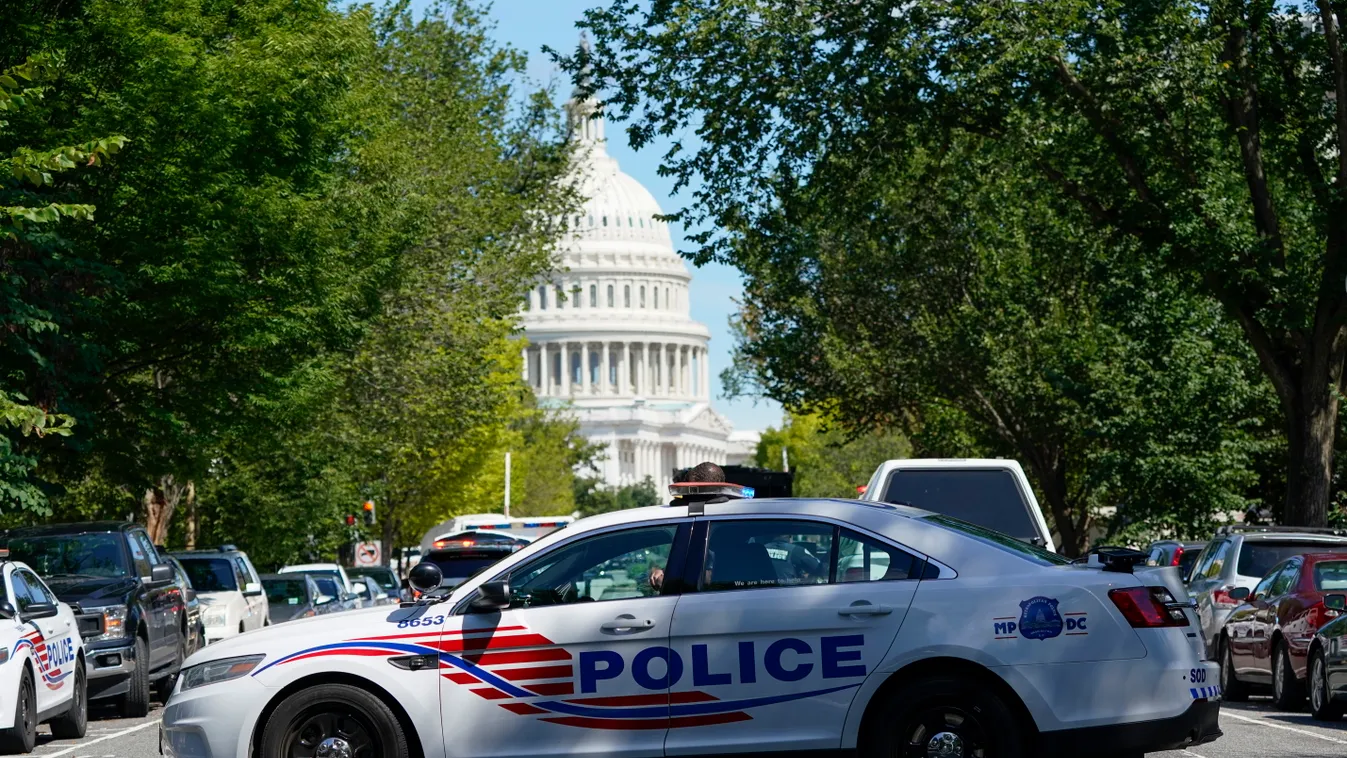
[{"xmin": 1187, "ymin": 525, "xmax": 1347, "ymax": 656}]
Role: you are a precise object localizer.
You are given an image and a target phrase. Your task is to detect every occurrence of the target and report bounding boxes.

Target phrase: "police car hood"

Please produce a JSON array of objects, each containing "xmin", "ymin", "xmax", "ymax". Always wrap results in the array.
[{"xmin": 182, "ymin": 604, "xmax": 400, "ymax": 668}]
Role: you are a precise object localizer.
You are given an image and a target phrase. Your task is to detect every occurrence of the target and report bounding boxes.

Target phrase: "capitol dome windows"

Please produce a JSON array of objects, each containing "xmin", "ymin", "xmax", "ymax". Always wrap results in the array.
[
  {"xmin": 589, "ymin": 284, "xmax": 597, "ymax": 308},
  {"xmin": 654, "ymin": 289, "xmax": 659, "ymax": 309},
  {"xmin": 572, "ymin": 285, "xmax": 582, "ymax": 308},
  {"xmin": 640, "ymin": 286, "xmax": 646, "ymax": 308},
  {"xmin": 624, "ymin": 285, "xmax": 631, "ymax": 308},
  {"xmin": 538, "ymin": 286, "xmax": 548, "ymax": 310},
  {"xmin": 607, "ymin": 285, "xmax": 614, "ymax": 307}
]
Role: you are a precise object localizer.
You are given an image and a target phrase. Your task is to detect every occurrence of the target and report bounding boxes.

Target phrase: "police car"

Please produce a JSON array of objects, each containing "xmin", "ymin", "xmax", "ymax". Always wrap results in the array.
[
  {"xmin": 162, "ymin": 486, "xmax": 1220, "ymax": 758},
  {"xmin": 0, "ymin": 552, "xmax": 88, "ymax": 753}
]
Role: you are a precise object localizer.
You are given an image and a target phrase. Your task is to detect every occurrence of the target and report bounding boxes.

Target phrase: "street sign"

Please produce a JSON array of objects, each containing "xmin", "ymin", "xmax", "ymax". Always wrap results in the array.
[{"xmin": 355, "ymin": 541, "xmax": 381, "ymax": 566}]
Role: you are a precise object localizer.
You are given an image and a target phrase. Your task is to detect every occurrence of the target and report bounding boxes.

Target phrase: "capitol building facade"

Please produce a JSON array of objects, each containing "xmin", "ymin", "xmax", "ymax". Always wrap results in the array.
[{"xmin": 518, "ymin": 93, "xmax": 756, "ymax": 491}]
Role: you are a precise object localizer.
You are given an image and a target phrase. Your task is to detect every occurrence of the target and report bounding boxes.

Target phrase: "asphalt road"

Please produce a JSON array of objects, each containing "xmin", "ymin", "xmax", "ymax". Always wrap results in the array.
[{"xmin": 23, "ymin": 694, "xmax": 1347, "ymax": 757}]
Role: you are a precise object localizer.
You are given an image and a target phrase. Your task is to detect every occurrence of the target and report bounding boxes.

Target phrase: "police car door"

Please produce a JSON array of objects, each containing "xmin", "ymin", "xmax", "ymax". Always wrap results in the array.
[
  {"xmin": 12, "ymin": 568, "xmax": 73, "ymax": 713},
  {"xmin": 666, "ymin": 518, "xmax": 918, "ymax": 755},
  {"xmin": 443, "ymin": 520, "xmax": 691, "ymax": 758}
]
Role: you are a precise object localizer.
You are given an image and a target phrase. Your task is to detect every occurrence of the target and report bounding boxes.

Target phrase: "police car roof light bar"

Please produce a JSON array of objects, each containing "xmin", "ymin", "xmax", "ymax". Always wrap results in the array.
[{"xmin": 666, "ymin": 482, "xmax": 755, "ymax": 501}]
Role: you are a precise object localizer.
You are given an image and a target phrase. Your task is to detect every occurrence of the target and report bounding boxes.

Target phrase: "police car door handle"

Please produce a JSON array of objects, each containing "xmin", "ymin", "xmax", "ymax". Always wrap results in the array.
[
  {"xmin": 838, "ymin": 604, "xmax": 894, "ymax": 616},
  {"xmin": 600, "ymin": 616, "xmax": 656, "ymax": 632}
]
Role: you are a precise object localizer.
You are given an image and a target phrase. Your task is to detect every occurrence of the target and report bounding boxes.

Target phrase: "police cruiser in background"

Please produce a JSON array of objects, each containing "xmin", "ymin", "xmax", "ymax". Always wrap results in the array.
[
  {"xmin": 0, "ymin": 550, "xmax": 90, "ymax": 753},
  {"xmin": 162, "ymin": 481, "xmax": 1220, "ymax": 758}
]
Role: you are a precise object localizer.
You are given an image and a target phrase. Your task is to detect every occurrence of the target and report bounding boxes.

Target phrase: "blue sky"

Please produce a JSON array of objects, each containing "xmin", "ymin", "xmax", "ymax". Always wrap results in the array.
[{"xmin": 475, "ymin": 0, "xmax": 784, "ymax": 434}]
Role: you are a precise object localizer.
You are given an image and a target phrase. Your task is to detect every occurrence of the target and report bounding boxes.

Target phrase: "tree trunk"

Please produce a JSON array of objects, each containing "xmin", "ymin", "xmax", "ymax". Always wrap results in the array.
[
  {"xmin": 184, "ymin": 482, "xmax": 198, "ymax": 550},
  {"xmin": 143, "ymin": 475, "xmax": 187, "ymax": 545},
  {"xmin": 1283, "ymin": 377, "xmax": 1337, "ymax": 527}
]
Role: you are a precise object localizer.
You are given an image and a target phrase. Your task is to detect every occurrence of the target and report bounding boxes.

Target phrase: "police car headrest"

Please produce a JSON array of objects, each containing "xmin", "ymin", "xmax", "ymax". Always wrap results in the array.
[{"xmin": 667, "ymin": 482, "xmax": 755, "ymax": 501}]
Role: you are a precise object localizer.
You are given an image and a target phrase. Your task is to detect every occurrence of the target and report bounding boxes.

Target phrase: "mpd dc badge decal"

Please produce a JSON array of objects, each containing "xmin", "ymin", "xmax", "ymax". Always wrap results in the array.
[
  {"xmin": 992, "ymin": 597, "xmax": 1088, "ymax": 640},
  {"xmin": 1018, "ymin": 596, "xmax": 1063, "ymax": 640}
]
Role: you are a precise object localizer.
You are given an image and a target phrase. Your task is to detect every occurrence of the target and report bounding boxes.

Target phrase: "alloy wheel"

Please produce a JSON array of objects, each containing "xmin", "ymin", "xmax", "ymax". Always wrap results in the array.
[
  {"xmin": 899, "ymin": 704, "xmax": 988, "ymax": 758},
  {"xmin": 282, "ymin": 708, "xmax": 378, "ymax": 758},
  {"xmin": 1313, "ymin": 655, "xmax": 1326, "ymax": 712}
]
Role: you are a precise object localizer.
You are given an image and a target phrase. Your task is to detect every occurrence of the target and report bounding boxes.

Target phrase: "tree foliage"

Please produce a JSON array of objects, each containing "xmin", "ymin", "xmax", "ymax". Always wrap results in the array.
[{"xmin": 754, "ymin": 413, "xmax": 911, "ymax": 499}]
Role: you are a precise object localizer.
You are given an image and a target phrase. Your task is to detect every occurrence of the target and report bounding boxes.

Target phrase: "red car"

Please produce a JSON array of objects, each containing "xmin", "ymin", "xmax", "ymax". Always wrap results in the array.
[{"xmin": 1221, "ymin": 552, "xmax": 1347, "ymax": 708}]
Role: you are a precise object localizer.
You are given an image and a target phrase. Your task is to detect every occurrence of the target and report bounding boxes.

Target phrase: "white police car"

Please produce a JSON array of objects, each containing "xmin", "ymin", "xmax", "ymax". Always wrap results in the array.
[
  {"xmin": 162, "ymin": 487, "xmax": 1220, "ymax": 758},
  {"xmin": 0, "ymin": 554, "xmax": 88, "ymax": 753}
]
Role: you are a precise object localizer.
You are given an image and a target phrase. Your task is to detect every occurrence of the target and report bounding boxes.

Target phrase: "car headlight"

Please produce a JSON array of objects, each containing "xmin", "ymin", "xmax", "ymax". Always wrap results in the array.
[
  {"xmin": 91, "ymin": 605, "xmax": 129, "ymax": 643},
  {"xmin": 180, "ymin": 655, "xmax": 265, "ymax": 691},
  {"xmin": 202, "ymin": 610, "xmax": 228, "ymax": 628}
]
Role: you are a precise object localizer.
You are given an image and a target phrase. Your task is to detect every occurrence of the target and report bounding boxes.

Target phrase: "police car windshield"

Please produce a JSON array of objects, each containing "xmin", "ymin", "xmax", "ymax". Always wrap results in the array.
[
  {"xmin": 923, "ymin": 514, "xmax": 1068, "ymax": 565},
  {"xmin": 2, "ymin": 533, "xmax": 129, "ymax": 577},
  {"xmin": 178, "ymin": 558, "xmax": 238, "ymax": 592},
  {"xmin": 883, "ymin": 469, "xmax": 1041, "ymax": 542}
]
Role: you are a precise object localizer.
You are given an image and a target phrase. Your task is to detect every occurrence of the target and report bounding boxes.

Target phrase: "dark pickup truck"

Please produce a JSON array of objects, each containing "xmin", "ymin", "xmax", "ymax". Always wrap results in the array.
[{"xmin": 0, "ymin": 522, "xmax": 187, "ymax": 716}]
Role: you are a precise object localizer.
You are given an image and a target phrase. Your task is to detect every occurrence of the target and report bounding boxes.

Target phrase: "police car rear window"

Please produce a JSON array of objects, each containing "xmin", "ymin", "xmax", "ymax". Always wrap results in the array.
[
  {"xmin": 923, "ymin": 515, "xmax": 1068, "ymax": 565},
  {"xmin": 883, "ymin": 469, "xmax": 1041, "ymax": 542}
]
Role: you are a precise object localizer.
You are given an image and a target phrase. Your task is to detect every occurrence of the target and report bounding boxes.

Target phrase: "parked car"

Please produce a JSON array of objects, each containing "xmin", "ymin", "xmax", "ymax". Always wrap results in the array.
[
  {"xmin": 261, "ymin": 574, "xmax": 325, "ymax": 622},
  {"xmin": 348, "ymin": 566, "xmax": 405, "ymax": 603},
  {"xmin": 1307, "ymin": 593, "xmax": 1347, "ymax": 720},
  {"xmin": 1187, "ymin": 525, "xmax": 1347, "ymax": 657},
  {"xmin": 158, "ymin": 553, "xmax": 205, "ymax": 657},
  {"xmin": 1219, "ymin": 552, "xmax": 1347, "ymax": 707},
  {"xmin": 1146, "ymin": 540, "xmax": 1207, "ymax": 581},
  {"xmin": 0, "ymin": 522, "xmax": 186, "ymax": 716},
  {"xmin": 303, "ymin": 574, "xmax": 359, "ymax": 613},
  {"xmin": 171, "ymin": 546, "xmax": 269, "ymax": 644},
  {"xmin": 278, "ymin": 563, "xmax": 357, "ymax": 601}
]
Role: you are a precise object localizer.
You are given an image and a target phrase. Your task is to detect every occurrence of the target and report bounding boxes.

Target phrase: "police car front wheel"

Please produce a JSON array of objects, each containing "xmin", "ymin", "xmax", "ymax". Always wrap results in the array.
[
  {"xmin": 259, "ymin": 683, "xmax": 409, "ymax": 758},
  {"xmin": 865, "ymin": 674, "xmax": 1023, "ymax": 758}
]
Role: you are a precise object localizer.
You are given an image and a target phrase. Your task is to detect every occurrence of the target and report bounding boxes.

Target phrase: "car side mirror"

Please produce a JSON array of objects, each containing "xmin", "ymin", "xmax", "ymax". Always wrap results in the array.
[
  {"xmin": 469, "ymin": 581, "xmax": 511, "ymax": 613},
  {"xmin": 20, "ymin": 602, "xmax": 58, "ymax": 622},
  {"xmin": 1326, "ymin": 594, "xmax": 1346, "ymax": 612},
  {"xmin": 150, "ymin": 563, "xmax": 174, "ymax": 584},
  {"xmin": 243, "ymin": 582, "xmax": 263, "ymax": 597},
  {"xmin": 408, "ymin": 563, "xmax": 443, "ymax": 594},
  {"xmin": 316, "ymin": 595, "xmax": 333, "ymax": 605},
  {"xmin": 0, "ymin": 602, "xmax": 16, "ymax": 620},
  {"xmin": 1229, "ymin": 587, "xmax": 1250, "ymax": 601}
]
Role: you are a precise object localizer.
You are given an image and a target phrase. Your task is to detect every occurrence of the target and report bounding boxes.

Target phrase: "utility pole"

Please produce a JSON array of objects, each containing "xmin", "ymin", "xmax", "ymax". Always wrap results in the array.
[{"xmin": 504, "ymin": 451, "xmax": 512, "ymax": 518}]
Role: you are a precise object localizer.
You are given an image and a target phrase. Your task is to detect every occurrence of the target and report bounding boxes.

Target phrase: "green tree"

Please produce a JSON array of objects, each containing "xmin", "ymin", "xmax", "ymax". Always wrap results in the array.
[
  {"xmin": 754, "ymin": 413, "xmax": 910, "ymax": 499},
  {"xmin": 574, "ymin": 476, "xmax": 660, "ymax": 517},
  {"xmin": 575, "ymin": 0, "xmax": 1347, "ymax": 528}
]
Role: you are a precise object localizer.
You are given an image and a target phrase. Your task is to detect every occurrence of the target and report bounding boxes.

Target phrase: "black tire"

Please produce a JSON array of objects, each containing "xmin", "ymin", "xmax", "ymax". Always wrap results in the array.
[
  {"xmin": 863, "ymin": 674, "xmax": 1023, "ymax": 758},
  {"xmin": 1273, "ymin": 639, "xmax": 1305, "ymax": 710},
  {"xmin": 50, "ymin": 663, "xmax": 87, "ymax": 739},
  {"xmin": 0, "ymin": 668, "xmax": 37, "ymax": 754},
  {"xmin": 259, "ymin": 684, "xmax": 409, "ymax": 758},
  {"xmin": 119, "ymin": 636, "xmax": 151, "ymax": 718},
  {"xmin": 1221, "ymin": 637, "xmax": 1250, "ymax": 702},
  {"xmin": 1310, "ymin": 648, "xmax": 1346, "ymax": 721}
]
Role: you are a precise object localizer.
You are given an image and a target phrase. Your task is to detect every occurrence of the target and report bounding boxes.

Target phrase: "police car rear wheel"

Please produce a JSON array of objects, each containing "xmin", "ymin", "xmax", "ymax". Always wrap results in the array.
[
  {"xmin": 260, "ymin": 684, "xmax": 408, "ymax": 758},
  {"xmin": 867, "ymin": 674, "xmax": 1022, "ymax": 758},
  {"xmin": 0, "ymin": 668, "xmax": 36, "ymax": 754},
  {"xmin": 50, "ymin": 663, "xmax": 87, "ymax": 739}
]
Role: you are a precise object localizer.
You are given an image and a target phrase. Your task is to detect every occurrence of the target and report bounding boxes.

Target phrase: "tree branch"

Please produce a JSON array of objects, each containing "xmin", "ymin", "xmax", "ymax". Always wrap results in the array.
[{"xmin": 1318, "ymin": 0, "xmax": 1347, "ymax": 187}]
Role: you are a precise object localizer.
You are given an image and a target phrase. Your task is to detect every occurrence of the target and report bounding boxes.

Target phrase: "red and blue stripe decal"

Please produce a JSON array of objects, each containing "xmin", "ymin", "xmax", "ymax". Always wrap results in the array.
[
  {"xmin": 12, "ymin": 630, "xmax": 72, "ymax": 691},
  {"xmin": 253, "ymin": 626, "xmax": 859, "ymax": 729}
]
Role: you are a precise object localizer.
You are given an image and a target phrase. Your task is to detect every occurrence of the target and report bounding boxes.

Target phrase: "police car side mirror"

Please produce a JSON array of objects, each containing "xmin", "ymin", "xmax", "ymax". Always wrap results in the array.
[
  {"xmin": 0, "ymin": 602, "xmax": 15, "ymax": 620},
  {"xmin": 408, "ymin": 562, "xmax": 443, "ymax": 594},
  {"xmin": 20, "ymin": 602, "xmax": 58, "ymax": 622},
  {"xmin": 469, "ymin": 581, "xmax": 511, "ymax": 613}
]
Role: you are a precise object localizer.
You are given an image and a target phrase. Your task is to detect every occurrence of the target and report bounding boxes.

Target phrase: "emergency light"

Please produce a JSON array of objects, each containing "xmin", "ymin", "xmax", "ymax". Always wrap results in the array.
[{"xmin": 667, "ymin": 482, "xmax": 754, "ymax": 500}]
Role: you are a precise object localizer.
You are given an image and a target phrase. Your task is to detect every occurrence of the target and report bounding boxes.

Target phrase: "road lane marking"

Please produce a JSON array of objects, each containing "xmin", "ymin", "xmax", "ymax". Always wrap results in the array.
[
  {"xmin": 1223, "ymin": 711, "xmax": 1347, "ymax": 745},
  {"xmin": 38, "ymin": 718, "xmax": 159, "ymax": 757},
  {"xmin": 1181, "ymin": 751, "xmax": 1208, "ymax": 758}
]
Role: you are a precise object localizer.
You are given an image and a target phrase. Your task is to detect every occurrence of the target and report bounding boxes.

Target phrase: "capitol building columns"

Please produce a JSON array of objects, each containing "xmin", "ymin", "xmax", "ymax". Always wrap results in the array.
[{"xmin": 524, "ymin": 340, "xmax": 711, "ymax": 401}]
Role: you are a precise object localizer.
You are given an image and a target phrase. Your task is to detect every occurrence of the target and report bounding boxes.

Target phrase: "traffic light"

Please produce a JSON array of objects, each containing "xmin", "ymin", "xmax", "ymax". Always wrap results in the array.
[
  {"xmin": 363, "ymin": 500, "xmax": 376, "ymax": 526},
  {"xmin": 345, "ymin": 514, "xmax": 356, "ymax": 527}
]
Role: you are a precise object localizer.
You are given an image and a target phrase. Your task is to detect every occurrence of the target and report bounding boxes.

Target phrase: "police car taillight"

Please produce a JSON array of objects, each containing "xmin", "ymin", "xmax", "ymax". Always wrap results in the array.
[{"xmin": 1109, "ymin": 587, "xmax": 1190, "ymax": 628}]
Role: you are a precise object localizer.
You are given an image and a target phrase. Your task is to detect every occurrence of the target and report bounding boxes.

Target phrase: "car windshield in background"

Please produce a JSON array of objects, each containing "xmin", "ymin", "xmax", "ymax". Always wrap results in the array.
[
  {"xmin": 264, "ymin": 579, "xmax": 308, "ymax": 605},
  {"xmin": 923, "ymin": 514, "xmax": 1069, "ymax": 566},
  {"xmin": 3, "ymin": 533, "xmax": 129, "ymax": 577},
  {"xmin": 1314, "ymin": 561, "xmax": 1347, "ymax": 591},
  {"xmin": 1237, "ymin": 542, "xmax": 1347, "ymax": 578},
  {"xmin": 882, "ymin": 469, "xmax": 1039, "ymax": 541},
  {"xmin": 350, "ymin": 568, "xmax": 397, "ymax": 590},
  {"xmin": 178, "ymin": 558, "xmax": 238, "ymax": 592},
  {"xmin": 310, "ymin": 576, "xmax": 341, "ymax": 597},
  {"xmin": 425, "ymin": 551, "xmax": 506, "ymax": 580}
]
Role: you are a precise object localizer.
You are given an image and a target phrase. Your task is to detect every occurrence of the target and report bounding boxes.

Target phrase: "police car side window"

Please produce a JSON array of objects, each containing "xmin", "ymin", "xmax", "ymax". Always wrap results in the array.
[
  {"xmin": 507, "ymin": 525, "xmax": 678, "ymax": 609},
  {"xmin": 703, "ymin": 520, "xmax": 833, "ymax": 591},
  {"xmin": 19, "ymin": 571, "xmax": 53, "ymax": 605},
  {"xmin": 9, "ymin": 571, "xmax": 36, "ymax": 612},
  {"xmin": 837, "ymin": 529, "xmax": 921, "ymax": 582}
]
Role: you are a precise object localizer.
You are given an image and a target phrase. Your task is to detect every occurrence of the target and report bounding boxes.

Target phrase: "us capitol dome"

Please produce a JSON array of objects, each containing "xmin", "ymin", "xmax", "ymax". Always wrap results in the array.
[{"xmin": 518, "ymin": 84, "xmax": 758, "ymax": 490}]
